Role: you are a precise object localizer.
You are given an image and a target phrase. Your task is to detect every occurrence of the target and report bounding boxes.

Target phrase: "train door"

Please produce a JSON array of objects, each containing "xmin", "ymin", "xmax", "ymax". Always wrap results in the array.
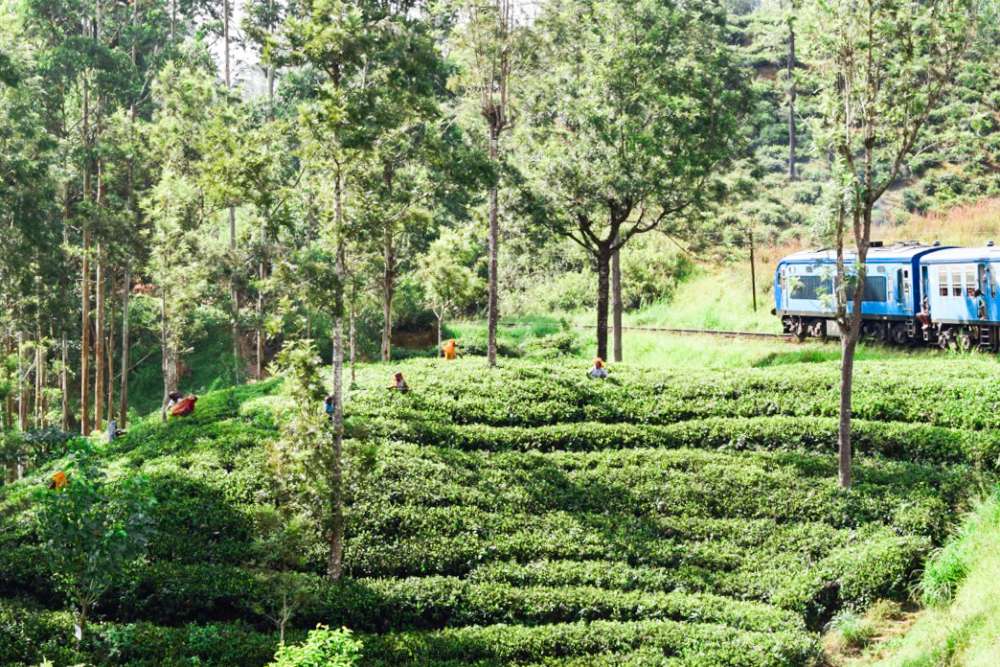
[
  {"xmin": 921, "ymin": 266, "xmax": 930, "ymax": 309},
  {"xmin": 901, "ymin": 268, "xmax": 911, "ymax": 310},
  {"xmin": 978, "ymin": 263, "xmax": 990, "ymax": 320}
]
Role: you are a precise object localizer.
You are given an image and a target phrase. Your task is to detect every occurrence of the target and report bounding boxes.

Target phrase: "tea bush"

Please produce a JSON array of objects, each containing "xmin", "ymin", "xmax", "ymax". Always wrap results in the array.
[{"xmin": 0, "ymin": 358, "xmax": 992, "ymax": 665}]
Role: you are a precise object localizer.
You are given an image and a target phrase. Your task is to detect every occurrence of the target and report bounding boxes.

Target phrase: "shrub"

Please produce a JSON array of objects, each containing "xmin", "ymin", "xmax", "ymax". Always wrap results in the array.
[{"xmin": 268, "ymin": 625, "xmax": 362, "ymax": 667}]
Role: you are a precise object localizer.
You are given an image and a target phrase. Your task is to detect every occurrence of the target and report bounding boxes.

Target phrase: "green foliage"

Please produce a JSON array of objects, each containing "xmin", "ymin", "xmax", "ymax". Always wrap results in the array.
[
  {"xmin": 268, "ymin": 625, "xmax": 361, "ymax": 667},
  {"xmin": 1, "ymin": 358, "xmax": 996, "ymax": 664},
  {"xmin": 33, "ymin": 441, "xmax": 155, "ymax": 642}
]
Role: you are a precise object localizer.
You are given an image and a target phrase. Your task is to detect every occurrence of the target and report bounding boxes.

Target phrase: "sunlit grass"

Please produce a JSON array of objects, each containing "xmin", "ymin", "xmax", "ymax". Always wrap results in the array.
[
  {"xmin": 621, "ymin": 265, "xmax": 781, "ymax": 333},
  {"xmin": 868, "ymin": 491, "xmax": 1000, "ymax": 667},
  {"xmin": 874, "ymin": 198, "xmax": 1000, "ymax": 248}
]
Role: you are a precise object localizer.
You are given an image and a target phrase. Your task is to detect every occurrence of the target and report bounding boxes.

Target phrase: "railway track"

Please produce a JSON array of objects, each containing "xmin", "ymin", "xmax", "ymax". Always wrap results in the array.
[
  {"xmin": 515, "ymin": 322, "xmax": 792, "ymax": 339},
  {"xmin": 611, "ymin": 326, "xmax": 791, "ymax": 339}
]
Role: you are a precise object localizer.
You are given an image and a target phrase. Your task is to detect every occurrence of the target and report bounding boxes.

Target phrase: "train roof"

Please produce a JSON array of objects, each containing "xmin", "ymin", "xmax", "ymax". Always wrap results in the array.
[
  {"xmin": 779, "ymin": 243, "xmax": 948, "ymax": 264},
  {"xmin": 919, "ymin": 246, "xmax": 1000, "ymax": 263}
]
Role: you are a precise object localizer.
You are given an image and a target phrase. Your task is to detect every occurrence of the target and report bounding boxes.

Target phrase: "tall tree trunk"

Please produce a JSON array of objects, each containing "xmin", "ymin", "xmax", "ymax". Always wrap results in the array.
[
  {"xmin": 106, "ymin": 284, "xmax": 115, "ymax": 426},
  {"xmin": 256, "ymin": 221, "xmax": 266, "ymax": 379},
  {"xmin": 61, "ymin": 333, "xmax": 69, "ymax": 431},
  {"xmin": 595, "ymin": 247, "xmax": 611, "ymax": 362},
  {"xmin": 3, "ymin": 333, "xmax": 12, "ymax": 432},
  {"xmin": 381, "ymin": 224, "xmax": 394, "ymax": 362},
  {"xmin": 611, "ymin": 245, "xmax": 623, "ymax": 363},
  {"xmin": 328, "ymin": 166, "xmax": 346, "ymax": 580},
  {"xmin": 81, "ymin": 70, "xmax": 91, "ymax": 436},
  {"xmin": 487, "ymin": 123, "xmax": 500, "ymax": 367},
  {"xmin": 350, "ymin": 293, "xmax": 356, "ymax": 386},
  {"xmin": 16, "ymin": 332, "xmax": 27, "ymax": 434},
  {"xmin": 119, "ymin": 267, "xmax": 131, "ymax": 427},
  {"xmin": 436, "ymin": 313, "xmax": 443, "ymax": 353},
  {"xmin": 160, "ymin": 293, "xmax": 177, "ymax": 422},
  {"xmin": 34, "ymin": 325, "xmax": 45, "ymax": 428},
  {"xmin": 749, "ymin": 230, "xmax": 757, "ymax": 312},
  {"xmin": 838, "ymin": 333, "xmax": 857, "ymax": 488},
  {"xmin": 94, "ymin": 245, "xmax": 105, "ymax": 434},
  {"xmin": 81, "ymin": 228, "xmax": 91, "ymax": 436},
  {"xmin": 787, "ymin": 19, "xmax": 797, "ymax": 181},
  {"xmin": 224, "ymin": 0, "xmax": 241, "ymax": 378}
]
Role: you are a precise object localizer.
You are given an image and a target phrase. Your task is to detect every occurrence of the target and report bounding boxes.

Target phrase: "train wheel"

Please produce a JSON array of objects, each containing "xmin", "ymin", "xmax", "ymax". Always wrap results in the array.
[
  {"xmin": 890, "ymin": 324, "xmax": 908, "ymax": 346},
  {"xmin": 792, "ymin": 319, "xmax": 807, "ymax": 341},
  {"xmin": 810, "ymin": 321, "xmax": 827, "ymax": 341},
  {"xmin": 937, "ymin": 331, "xmax": 951, "ymax": 350},
  {"xmin": 958, "ymin": 330, "xmax": 974, "ymax": 353}
]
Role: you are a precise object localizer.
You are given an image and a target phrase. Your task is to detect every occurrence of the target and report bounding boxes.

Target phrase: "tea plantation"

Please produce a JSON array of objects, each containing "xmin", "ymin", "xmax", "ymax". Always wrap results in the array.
[{"xmin": 2, "ymin": 358, "xmax": 998, "ymax": 666}]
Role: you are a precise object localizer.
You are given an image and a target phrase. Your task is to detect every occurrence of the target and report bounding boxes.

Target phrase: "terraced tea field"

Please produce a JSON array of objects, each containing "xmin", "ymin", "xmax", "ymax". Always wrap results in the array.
[{"xmin": 2, "ymin": 358, "xmax": 997, "ymax": 665}]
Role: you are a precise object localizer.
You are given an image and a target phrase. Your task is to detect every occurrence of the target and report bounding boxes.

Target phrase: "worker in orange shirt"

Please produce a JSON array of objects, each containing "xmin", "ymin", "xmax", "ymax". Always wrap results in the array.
[
  {"xmin": 49, "ymin": 470, "xmax": 68, "ymax": 490},
  {"xmin": 442, "ymin": 338, "xmax": 458, "ymax": 360}
]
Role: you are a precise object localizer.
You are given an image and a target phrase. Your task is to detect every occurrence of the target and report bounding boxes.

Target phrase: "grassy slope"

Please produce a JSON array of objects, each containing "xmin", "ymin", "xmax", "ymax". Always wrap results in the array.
[{"xmin": 862, "ymin": 493, "xmax": 1000, "ymax": 667}]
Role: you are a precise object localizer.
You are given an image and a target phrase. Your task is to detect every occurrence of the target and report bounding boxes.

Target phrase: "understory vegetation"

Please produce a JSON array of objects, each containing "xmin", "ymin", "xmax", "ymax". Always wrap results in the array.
[{"xmin": 2, "ymin": 357, "xmax": 997, "ymax": 665}]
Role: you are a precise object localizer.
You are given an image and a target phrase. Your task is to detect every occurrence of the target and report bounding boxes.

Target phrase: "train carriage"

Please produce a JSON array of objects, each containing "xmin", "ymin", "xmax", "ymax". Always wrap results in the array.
[
  {"xmin": 920, "ymin": 246, "xmax": 1000, "ymax": 351},
  {"xmin": 774, "ymin": 242, "xmax": 949, "ymax": 344}
]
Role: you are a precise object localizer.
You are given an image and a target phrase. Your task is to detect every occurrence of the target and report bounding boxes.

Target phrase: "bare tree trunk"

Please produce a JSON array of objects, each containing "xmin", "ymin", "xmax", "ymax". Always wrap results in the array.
[
  {"xmin": 224, "ymin": 0, "xmax": 241, "ymax": 378},
  {"xmin": 34, "ymin": 327, "xmax": 44, "ymax": 428},
  {"xmin": 160, "ymin": 292, "xmax": 176, "ymax": 422},
  {"xmin": 787, "ymin": 19, "xmax": 797, "ymax": 181},
  {"xmin": 328, "ymin": 166, "xmax": 346, "ymax": 580},
  {"xmin": 595, "ymin": 247, "xmax": 611, "ymax": 361},
  {"xmin": 611, "ymin": 244, "xmax": 623, "ymax": 363},
  {"xmin": 437, "ymin": 312, "xmax": 443, "ymax": 354},
  {"xmin": 81, "ymin": 227, "xmax": 91, "ymax": 436},
  {"xmin": 95, "ymin": 245, "xmax": 105, "ymax": 434},
  {"xmin": 349, "ymin": 294, "xmax": 356, "ymax": 386},
  {"xmin": 119, "ymin": 267, "xmax": 130, "ymax": 427},
  {"xmin": 81, "ymin": 68, "xmax": 91, "ymax": 436},
  {"xmin": 106, "ymin": 287, "xmax": 115, "ymax": 426},
  {"xmin": 256, "ymin": 224, "xmax": 266, "ymax": 380},
  {"xmin": 61, "ymin": 333, "xmax": 69, "ymax": 432},
  {"xmin": 749, "ymin": 230, "xmax": 757, "ymax": 312},
  {"xmin": 16, "ymin": 332, "xmax": 26, "ymax": 434},
  {"xmin": 381, "ymin": 223, "xmax": 394, "ymax": 362},
  {"xmin": 487, "ymin": 124, "xmax": 500, "ymax": 367},
  {"xmin": 838, "ymin": 333, "xmax": 856, "ymax": 488}
]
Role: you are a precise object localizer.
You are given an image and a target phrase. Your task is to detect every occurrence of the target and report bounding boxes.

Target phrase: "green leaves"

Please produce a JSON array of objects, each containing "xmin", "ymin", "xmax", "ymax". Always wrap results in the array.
[{"xmin": 33, "ymin": 441, "xmax": 155, "ymax": 642}]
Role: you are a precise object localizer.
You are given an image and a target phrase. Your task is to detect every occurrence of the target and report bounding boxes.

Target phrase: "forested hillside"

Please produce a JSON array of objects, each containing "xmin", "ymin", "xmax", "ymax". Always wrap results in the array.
[{"xmin": 1, "ymin": 0, "xmax": 997, "ymax": 433}]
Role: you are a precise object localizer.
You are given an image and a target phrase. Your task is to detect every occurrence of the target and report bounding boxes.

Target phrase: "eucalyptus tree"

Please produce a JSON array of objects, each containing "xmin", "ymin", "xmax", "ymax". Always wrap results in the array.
[
  {"xmin": 272, "ymin": 0, "xmax": 444, "ymax": 579},
  {"xmin": 520, "ymin": 0, "xmax": 752, "ymax": 361},
  {"xmin": 806, "ymin": 0, "xmax": 975, "ymax": 488},
  {"xmin": 450, "ymin": 0, "xmax": 527, "ymax": 367},
  {"xmin": 142, "ymin": 61, "xmax": 222, "ymax": 419}
]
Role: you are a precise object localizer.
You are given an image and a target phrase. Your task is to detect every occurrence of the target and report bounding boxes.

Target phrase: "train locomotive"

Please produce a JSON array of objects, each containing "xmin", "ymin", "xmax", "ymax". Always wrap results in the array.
[{"xmin": 774, "ymin": 241, "xmax": 1000, "ymax": 351}]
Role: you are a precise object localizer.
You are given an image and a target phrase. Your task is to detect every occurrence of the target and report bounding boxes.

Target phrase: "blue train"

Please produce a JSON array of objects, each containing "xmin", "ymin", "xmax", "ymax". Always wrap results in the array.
[{"xmin": 774, "ymin": 241, "xmax": 1000, "ymax": 350}]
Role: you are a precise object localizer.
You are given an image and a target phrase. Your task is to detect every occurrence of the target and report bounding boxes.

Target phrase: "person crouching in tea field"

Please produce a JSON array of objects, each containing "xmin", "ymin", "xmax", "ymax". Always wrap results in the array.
[
  {"xmin": 588, "ymin": 358, "xmax": 609, "ymax": 380},
  {"xmin": 389, "ymin": 372, "xmax": 409, "ymax": 393}
]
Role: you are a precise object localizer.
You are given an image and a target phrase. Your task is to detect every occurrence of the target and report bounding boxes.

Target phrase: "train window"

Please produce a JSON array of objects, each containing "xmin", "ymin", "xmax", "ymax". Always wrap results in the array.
[
  {"xmin": 938, "ymin": 268, "xmax": 949, "ymax": 297},
  {"xmin": 952, "ymin": 270, "xmax": 963, "ymax": 297},
  {"xmin": 790, "ymin": 275, "xmax": 828, "ymax": 300},
  {"xmin": 862, "ymin": 276, "xmax": 887, "ymax": 302},
  {"xmin": 966, "ymin": 269, "xmax": 978, "ymax": 297}
]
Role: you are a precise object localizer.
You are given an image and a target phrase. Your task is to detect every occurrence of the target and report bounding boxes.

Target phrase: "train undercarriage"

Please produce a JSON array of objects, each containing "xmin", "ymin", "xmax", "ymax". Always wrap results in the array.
[{"xmin": 780, "ymin": 315, "xmax": 1000, "ymax": 352}]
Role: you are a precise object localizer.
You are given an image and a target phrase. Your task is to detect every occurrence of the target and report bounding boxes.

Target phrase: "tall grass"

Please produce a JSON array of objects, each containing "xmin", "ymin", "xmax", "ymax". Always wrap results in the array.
[
  {"xmin": 872, "ymin": 490, "xmax": 1000, "ymax": 666},
  {"xmin": 874, "ymin": 198, "xmax": 1000, "ymax": 247}
]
